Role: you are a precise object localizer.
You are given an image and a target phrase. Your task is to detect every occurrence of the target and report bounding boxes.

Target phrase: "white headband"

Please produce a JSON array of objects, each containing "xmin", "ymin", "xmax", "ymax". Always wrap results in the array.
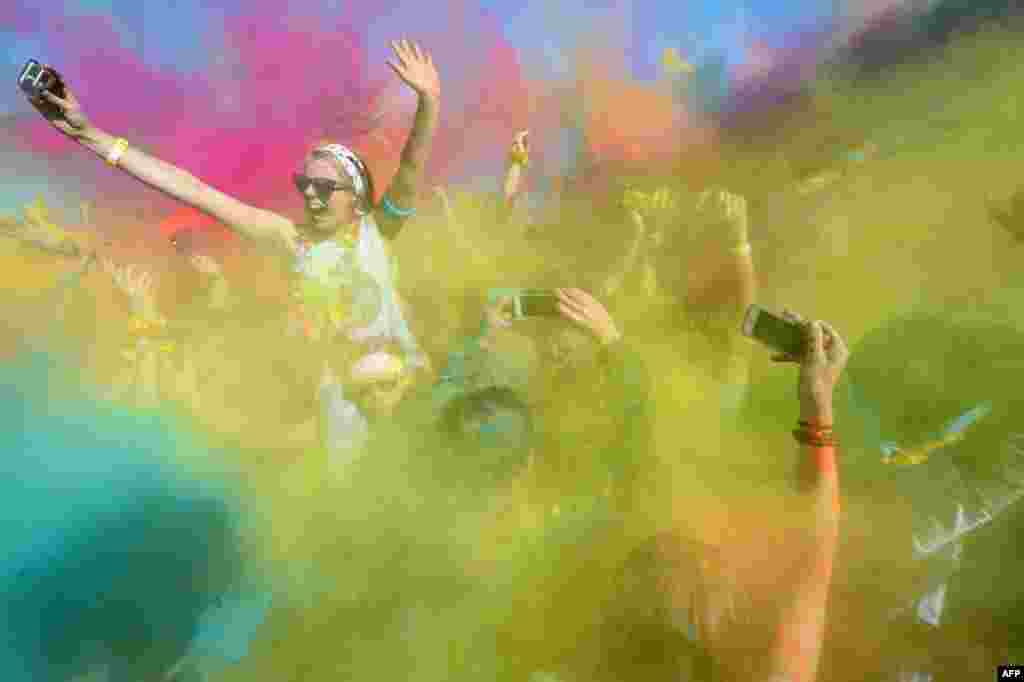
[{"xmin": 315, "ymin": 143, "xmax": 369, "ymax": 200}]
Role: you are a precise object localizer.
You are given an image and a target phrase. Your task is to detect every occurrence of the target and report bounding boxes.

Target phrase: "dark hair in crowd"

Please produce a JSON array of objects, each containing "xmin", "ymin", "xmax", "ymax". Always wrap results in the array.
[{"xmin": 437, "ymin": 386, "xmax": 534, "ymax": 488}]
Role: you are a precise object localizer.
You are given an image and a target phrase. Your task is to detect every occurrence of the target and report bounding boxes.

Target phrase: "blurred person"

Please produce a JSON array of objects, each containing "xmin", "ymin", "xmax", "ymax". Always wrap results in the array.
[
  {"xmin": 0, "ymin": 350, "xmax": 270, "ymax": 682},
  {"xmin": 612, "ymin": 311, "xmax": 847, "ymax": 682},
  {"xmin": 247, "ymin": 383, "xmax": 540, "ymax": 681},
  {"xmin": 534, "ymin": 288, "xmax": 647, "ymax": 498},
  {"xmin": 318, "ymin": 342, "xmax": 431, "ymax": 473},
  {"xmin": 433, "ymin": 291, "xmax": 541, "ymax": 412},
  {"xmin": 433, "ymin": 286, "xmax": 645, "ymax": 504},
  {"xmin": 26, "ymin": 39, "xmax": 440, "ymax": 373},
  {"xmin": 657, "ymin": 187, "xmax": 757, "ymax": 413},
  {"xmin": 448, "ymin": 311, "xmax": 845, "ymax": 682}
]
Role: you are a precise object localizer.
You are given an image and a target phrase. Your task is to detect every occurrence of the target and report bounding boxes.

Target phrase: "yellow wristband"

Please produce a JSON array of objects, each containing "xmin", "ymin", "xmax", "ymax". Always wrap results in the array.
[
  {"xmin": 508, "ymin": 149, "xmax": 529, "ymax": 168},
  {"xmin": 106, "ymin": 138, "xmax": 129, "ymax": 167},
  {"xmin": 129, "ymin": 316, "xmax": 167, "ymax": 338},
  {"xmin": 730, "ymin": 242, "xmax": 752, "ymax": 256}
]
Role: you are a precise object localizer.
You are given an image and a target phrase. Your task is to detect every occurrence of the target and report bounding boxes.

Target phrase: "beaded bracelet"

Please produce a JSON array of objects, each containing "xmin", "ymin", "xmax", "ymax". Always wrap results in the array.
[
  {"xmin": 793, "ymin": 420, "xmax": 837, "ymax": 447},
  {"xmin": 792, "ymin": 428, "xmax": 838, "ymax": 448}
]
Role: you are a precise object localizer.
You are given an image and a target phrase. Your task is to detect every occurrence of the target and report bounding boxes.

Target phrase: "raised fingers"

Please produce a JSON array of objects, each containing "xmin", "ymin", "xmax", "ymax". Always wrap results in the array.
[
  {"xmin": 819, "ymin": 321, "xmax": 849, "ymax": 364},
  {"xmin": 806, "ymin": 321, "xmax": 826, "ymax": 361}
]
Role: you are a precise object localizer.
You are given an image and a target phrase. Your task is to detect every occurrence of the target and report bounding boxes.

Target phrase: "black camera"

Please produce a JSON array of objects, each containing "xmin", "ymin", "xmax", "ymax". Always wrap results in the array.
[{"xmin": 18, "ymin": 60, "xmax": 66, "ymax": 117}]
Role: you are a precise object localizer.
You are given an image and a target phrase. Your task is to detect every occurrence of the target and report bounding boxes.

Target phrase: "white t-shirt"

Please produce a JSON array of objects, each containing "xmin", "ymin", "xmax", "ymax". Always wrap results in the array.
[{"xmin": 290, "ymin": 215, "xmax": 424, "ymax": 366}]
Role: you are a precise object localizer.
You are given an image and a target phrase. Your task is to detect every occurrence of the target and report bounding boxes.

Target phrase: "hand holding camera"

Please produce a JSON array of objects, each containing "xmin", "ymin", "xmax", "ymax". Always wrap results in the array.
[
  {"xmin": 742, "ymin": 305, "xmax": 848, "ymax": 421},
  {"xmin": 19, "ymin": 60, "xmax": 91, "ymax": 139}
]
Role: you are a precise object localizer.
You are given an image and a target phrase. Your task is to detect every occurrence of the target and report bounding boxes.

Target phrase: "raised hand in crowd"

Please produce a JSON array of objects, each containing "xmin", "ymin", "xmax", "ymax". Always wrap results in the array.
[
  {"xmin": 433, "ymin": 185, "xmax": 453, "ymax": 219},
  {"xmin": 387, "ymin": 39, "xmax": 441, "ymax": 100},
  {"xmin": 504, "ymin": 130, "xmax": 530, "ymax": 206},
  {"xmin": 556, "ymin": 288, "xmax": 621, "ymax": 346},
  {"xmin": 697, "ymin": 186, "xmax": 749, "ymax": 249},
  {"xmin": 187, "ymin": 253, "xmax": 222, "ymax": 278},
  {"xmin": 103, "ymin": 262, "xmax": 165, "ymax": 407},
  {"xmin": 104, "ymin": 262, "xmax": 160, "ymax": 320},
  {"xmin": 765, "ymin": 309, "xmax": 849, "ymax": 682},
  {"xmin": 772, "ymin": 309, "xmax": 849, "ymax": 424},
  {"xmin": 380, "ymin": 39, "xmax": 442, "ymax": 226},
  {"xmin": 0, "ymin": 197, "xmax": 82, "ymax": 257}
]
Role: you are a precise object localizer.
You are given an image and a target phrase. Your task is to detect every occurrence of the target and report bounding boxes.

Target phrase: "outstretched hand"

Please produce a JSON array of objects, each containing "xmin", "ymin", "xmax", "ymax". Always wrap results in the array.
[
  {"xmin": 509, "ymin": 130, "xmax": 529, "ymax": 159},
  {"xmin": 26, "ymin": 70, "xmax": 92, "ymax": 139},
  {"xmin": 188, "ymin": 254, "xmax": 222, "ymax": 277},
  {"xmin": 556, "ymin": 288, "xmax": 621, "ymax": 346},
  {"xmin": 388, "ymin": 40, "xmax": 440, "ymax": 100},
  {"xmin": 105, "ymin": 262, "xmax": 158, "ymax": 317},
  {"xmin": 697, "ymin": 187, "xmax": 748, "ymax": 244}
]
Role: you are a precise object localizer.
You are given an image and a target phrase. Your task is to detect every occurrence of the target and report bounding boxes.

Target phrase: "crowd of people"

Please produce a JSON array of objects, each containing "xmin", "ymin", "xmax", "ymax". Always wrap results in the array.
[{"xmin": 3, "ymin": 35, "xmax": 1024, "ymax": 682}]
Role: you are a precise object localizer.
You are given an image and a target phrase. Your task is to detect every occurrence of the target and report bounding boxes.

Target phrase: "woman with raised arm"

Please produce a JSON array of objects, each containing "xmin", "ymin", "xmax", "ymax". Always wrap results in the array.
[{"xmin": 26, "ymin": 39, "xmax": 440, "ymax": 369}]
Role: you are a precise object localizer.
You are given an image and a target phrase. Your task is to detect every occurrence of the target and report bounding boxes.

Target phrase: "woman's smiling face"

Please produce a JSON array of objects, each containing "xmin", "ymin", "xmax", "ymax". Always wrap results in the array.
[{"xmin": 299, "ymin": 156, "xmax": 362, "ymax": 235}]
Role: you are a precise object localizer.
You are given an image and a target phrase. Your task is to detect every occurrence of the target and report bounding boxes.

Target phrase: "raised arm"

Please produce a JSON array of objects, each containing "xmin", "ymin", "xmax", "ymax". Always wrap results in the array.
[
  {"xmin": 374, "ymin": 41, "xmax": 441, "ymax": 238},
  {"xmin": 766, "ymin": 315, "xmax": 849, "ymax": 682},
  {"xmin": 694, "ymin": 188, "xmax": 757, "ymax": 323},
  {"xmin": 691, "ymin": 189, "xmax": 758, "ymax": 404},
  {"xmin": 503, "ymin": 130, "xmax": 530, "ymax": 208},
  {"xmin": 105, "ymin": 262, "xmax": 165, "ymax": 408},
  {"xmin": 28, "ymin": 76, "xmax": 295, "ymax": 254},
  {"xmin": 601, "ymin": 209, "xmax": 647, "ymax": 298}
]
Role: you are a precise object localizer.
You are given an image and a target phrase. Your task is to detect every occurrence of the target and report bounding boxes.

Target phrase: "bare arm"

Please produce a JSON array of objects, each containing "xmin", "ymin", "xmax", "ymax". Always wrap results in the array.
[
  {"xmin": 31, "ymin": 84, "xmax": 295, "ymax": 254},
  {"xmin": 502, "ymin": 130, "xmax": 530, "ymax": 208},
  {"xmin": 765, "ymin": 318, "xmax": 848, "ymax": 682},
  {"xmin": 690, "ymin": 190, "xmax": 758, "ymax": 388},
  {"xmin": 602, "ymin": 210, "xmax": 647, "ymax": 298},
  {"xmin": 765, "ymin": 440, "xmax": 840, "ymax": 682},
  {"xmin": 76, "ymin": 127, "xmax": 296, "ymax": 252},
  {"xmin": 374, "ymin": 41, "xmax": 442, "ymax": 239}
]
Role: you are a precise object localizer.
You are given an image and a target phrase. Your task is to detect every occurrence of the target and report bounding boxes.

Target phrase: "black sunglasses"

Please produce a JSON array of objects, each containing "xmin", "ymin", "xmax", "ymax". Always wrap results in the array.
[{"xmin": 293, "ymin": 174, "xmax": 357, "ymax": 200}]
